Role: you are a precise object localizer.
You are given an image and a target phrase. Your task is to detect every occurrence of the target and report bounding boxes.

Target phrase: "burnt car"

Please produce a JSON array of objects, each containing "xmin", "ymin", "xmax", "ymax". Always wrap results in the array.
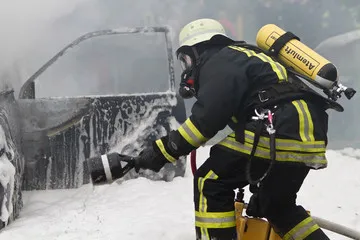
[{"xmin": 0, "ymin": 26, "xmax": 187, "ymax": 230}]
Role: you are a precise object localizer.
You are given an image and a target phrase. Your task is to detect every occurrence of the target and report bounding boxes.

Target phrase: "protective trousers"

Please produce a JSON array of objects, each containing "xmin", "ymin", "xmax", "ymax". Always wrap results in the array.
[{"xmin": 193, "ymin": 145, "xmax": 330, "ymax": 240}]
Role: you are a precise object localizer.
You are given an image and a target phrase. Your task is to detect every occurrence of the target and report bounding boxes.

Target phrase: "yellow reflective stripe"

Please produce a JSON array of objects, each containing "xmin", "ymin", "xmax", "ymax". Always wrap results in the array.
[
  {"xmin": 196, "ymin": 211, "xmax": 236, "ymax": 218},
  {"xmin": 228, "ymin": 131, "xmax": 325, "ymax": 153},
  {"xmin": 229, "ymin": 46, "xmax": 287, "ymax": 82},
  {"xmin": 198, "ymin": 171, "xmax": 219, "ymax": 212},
  {"xmin": 219, "ymin": 136, "xmax": 326, "ymax": 161},
  {"xmin": 283, "ymin": 216, "xmax": 320, "ymax": 240},
  {"xmin": 218, "ymin": 137, "xmax": 327, "ymax": 167},
  {"xmin": 230, "ymin": 46, "xmax": 255, "ymax": 57},
  {"xmin": 260, "ymin": 52, "xmax": 288, "ymax": 81},
  {"xmin": 195, "ymin": 211, "xmax": 236, "ymax": 229},
  {"xmin": 178, "ymin": 118, "xmax": 208, "ymax": 147},
  {"xmin": 155, "ymin": 139, "xmax": 176, "ymax": 163},
  {"xmin": 201, "ymin": 223, "xmax": 209, "ymax": 239},
  {"xmin": 198, "ymin": 170, "xmax": 219, "ymax": 239},
  {"xmin": 292, "ymin": 100, "xmax": 315, "ymax": 142},
  {"xmin": 244, "ymin": 132, "xmax": 324, "ymax": 152}
]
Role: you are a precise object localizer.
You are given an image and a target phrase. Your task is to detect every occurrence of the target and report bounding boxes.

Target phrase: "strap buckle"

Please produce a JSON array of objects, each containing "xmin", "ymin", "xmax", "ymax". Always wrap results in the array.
[{"xmin": 251, "ymin": 108, "xmax": 276, "ymax": 135}]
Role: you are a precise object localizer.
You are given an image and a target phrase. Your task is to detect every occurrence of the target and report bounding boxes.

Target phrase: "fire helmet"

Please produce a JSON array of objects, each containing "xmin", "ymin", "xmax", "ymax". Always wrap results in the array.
[
  {"xmin": 176, "ymin": 18, "xmax": 232, "ymax": 56},
  {"xmin": 176, "ymin": 18, "xmax": 233, "ymax": 99}
]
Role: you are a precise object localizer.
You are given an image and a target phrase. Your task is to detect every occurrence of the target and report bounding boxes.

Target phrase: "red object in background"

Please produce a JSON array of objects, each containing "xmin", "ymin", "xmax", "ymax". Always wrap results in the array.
[
  {"xmin": 190, "ymin": 150, "xmax": 197, "ymax": 176},
  {"xmin": 218, "ymin": 18, "xmax": 237, "ymax": 38}
]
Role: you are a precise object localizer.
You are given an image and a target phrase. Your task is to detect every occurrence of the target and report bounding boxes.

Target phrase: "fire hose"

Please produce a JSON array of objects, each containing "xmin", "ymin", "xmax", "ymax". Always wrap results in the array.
[
  {"xmin": 189, "ymin": 149, "xmax": 360, "ymax": 240},
  {"xmin": 190, "ymin": 150, "xmax": 197, "ymax": 176}
]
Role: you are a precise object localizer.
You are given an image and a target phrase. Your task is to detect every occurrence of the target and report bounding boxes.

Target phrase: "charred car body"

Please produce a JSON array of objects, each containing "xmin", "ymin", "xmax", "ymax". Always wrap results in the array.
[{"xmin": 0, "ymin": 26, "xmax": 187, "ymax": 230}]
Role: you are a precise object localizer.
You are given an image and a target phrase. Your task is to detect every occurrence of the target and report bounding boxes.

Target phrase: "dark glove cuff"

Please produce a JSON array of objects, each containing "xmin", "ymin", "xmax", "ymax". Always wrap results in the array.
[{"xmin": 152, "ymin": 136, "xmax": 179, "ymax": 163}]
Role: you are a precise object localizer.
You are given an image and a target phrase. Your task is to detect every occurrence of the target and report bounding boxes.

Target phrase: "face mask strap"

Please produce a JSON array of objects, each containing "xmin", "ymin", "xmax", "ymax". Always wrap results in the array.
[{"xmin": 191, "ymin": 46, "xmax": 201, "ymax": 66}]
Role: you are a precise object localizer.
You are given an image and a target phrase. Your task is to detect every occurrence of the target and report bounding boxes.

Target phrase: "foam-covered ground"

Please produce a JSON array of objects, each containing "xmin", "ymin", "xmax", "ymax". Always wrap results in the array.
[{"xmin": 1, "ymin": 146, "xmax": 360, "ymax": 240}]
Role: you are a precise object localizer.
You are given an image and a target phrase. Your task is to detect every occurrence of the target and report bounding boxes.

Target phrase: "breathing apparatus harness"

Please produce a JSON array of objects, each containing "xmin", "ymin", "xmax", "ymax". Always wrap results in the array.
[
  {"xmin": 229, "ymin": 41, "xmax": 309, "ymax": 186},
  {"xmin": 178, "ymin": 34, "xmax": 355, "ymax": 187},
  {"xmin": 233, "ymin": 32, "xmax": 356, "ymax": 186}
]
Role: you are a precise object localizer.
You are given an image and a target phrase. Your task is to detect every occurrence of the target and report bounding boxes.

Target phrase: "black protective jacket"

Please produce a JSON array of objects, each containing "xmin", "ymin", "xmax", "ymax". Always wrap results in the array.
[{"xmin": 154, "ymin": 44, "xmax": 329, "ymax": 169}]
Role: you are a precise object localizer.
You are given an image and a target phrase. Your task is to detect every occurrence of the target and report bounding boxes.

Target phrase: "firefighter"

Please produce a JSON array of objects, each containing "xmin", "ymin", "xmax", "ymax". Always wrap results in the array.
[{"xmin": 133, "ymin": 18, "xmax": 331, "ymax": 240}]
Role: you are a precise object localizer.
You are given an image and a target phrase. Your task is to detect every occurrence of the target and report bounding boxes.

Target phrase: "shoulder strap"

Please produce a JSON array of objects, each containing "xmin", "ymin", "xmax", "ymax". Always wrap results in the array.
[{"xmin": 246, "ymin": 80, "xmax": 309, "ymax": 110}]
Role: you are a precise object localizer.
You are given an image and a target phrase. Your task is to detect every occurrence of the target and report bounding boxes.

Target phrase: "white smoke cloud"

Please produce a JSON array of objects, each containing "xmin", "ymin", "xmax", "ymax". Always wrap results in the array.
[
  {"xmin": 0, "ymin": 0, "xmax": 194, "ymax": 97},
  {"xmin": 0, "ymin": 0, "xmax": 358, "ymax": 146},
  {"xmin": 0, "ymin": 0, "xmax": 88, "ymax": 93}
]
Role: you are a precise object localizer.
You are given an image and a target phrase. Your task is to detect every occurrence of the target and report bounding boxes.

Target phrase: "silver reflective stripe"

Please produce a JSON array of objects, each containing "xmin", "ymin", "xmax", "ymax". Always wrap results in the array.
[
  {"xmin": 275, "ymin": 61, "xmax": 287, "ymax": 81},
  {"xmin": 197, "ymin": 170, "xmax": 219, "ymax": 239},
  {"xmin": 195, "ymin": 216, "xmax": 236, "ymax": 224},
  {"xmin": 241, "ymin": 132, "xmax": 325, "ymax": 151},
  {"xmin": 219, "ymin": 138, "xmax": 326, "ymax": 162},
  {"xmin": 101, "ymin": 154, "xmax": 113, "ymax": 182},
  {"xmin": 258, "ymin": 137, "xmax": 324, "ymax": 150},
  {"xmin": 260, "ymin": 52, "xmax": 287, "ymax": 81},
  {"xmin": 182, "ymin": 123, "xmax": 203, "ymax": 147},
  {"xmin": 231, "ymin": 46, "xmax": 255, "ymax": 57},
  {"xmin": 284, "ymin": 218, "xmax": 319, "ymax": 240},
  {"xmin": 199, "ymin": 172, "xmax": 218, "ymax": 212},
  {"xmin": 291, "ymin": 219, "xmax": 318, "ymax": 240},
  {"xmin": 294, "ymin": 100, "xmax": 313, "ymax": 142},
  {"xmin": 229, "ymin": 46, "xmax": 287, "ymax": 81}
]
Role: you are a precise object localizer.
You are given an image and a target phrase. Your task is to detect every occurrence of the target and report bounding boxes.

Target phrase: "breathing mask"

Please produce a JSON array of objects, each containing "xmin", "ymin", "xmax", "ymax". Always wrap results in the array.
[{"xmin": 178, "ymin": 51, "xmax": 198, "ymax": 99}]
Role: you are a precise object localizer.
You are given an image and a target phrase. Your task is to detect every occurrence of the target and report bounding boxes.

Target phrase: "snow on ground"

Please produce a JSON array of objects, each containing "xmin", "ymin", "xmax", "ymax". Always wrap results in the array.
[{"xmin": 0, "ymin": 146, "xmax": 360, "ymax": 240}]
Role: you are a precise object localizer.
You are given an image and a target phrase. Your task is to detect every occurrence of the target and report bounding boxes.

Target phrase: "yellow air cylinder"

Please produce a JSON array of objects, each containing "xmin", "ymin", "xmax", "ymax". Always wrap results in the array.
[{"xmin": 256, "ymin": 24, "xmax": 338, "ymax": 89}]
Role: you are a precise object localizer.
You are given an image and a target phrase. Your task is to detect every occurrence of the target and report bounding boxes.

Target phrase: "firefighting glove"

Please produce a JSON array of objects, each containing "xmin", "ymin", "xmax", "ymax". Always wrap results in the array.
[{"xmin": 134, "ymin": 136, "xmax": 178, "ymax": 173}]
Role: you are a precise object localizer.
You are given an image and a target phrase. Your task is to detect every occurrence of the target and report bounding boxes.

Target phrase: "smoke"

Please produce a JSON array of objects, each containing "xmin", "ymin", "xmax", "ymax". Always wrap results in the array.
[
  {"xmin": 0, "ymin": 0, "xmax": 358, "ymax": 146},
  {"xmin": 0, "ymin": 0, "xmax": 237, "ymax": 98},
  {"xmin": 0, "ymin": 0, "xmax": 85, "ymax": 91},
  {"xmin": 0, "ymin": 0, "xmax": 197, "ymax": 97}
]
